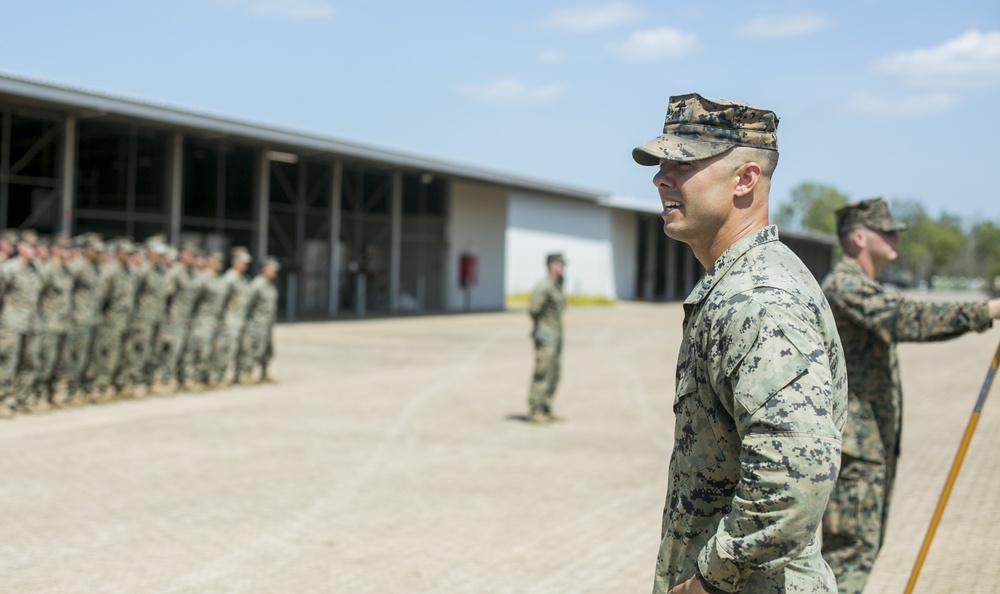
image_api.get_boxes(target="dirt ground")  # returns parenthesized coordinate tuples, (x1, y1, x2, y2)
(1, 298, 997, 593)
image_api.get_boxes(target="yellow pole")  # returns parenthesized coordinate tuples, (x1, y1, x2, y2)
(903, 337, 1000, 594)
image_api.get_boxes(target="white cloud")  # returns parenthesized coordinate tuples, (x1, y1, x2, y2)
(545, 2, 640, 32)
(221, 0, 335, 20)
(843, 91, 960, 117)
(539, 50, 565, 64)
(740, 13, 832, 38)
(457, 79, 564, 106)
(872, 30, 1000, 89)
(607, 28, 697, 62)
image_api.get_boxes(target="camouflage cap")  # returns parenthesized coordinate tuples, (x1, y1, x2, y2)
(18, 229, 39, 246)
(632, 93, 779, 165)
(51, 232, 72, 248)
(0, 228, 18, 244)
(546, 252, 566, 265)
(79, 232, 105, 251)
(231, 246, 252, 264)
(263, 256, 281, 271)
(835, 197, 908, 235)
(108, 237, 129, 252)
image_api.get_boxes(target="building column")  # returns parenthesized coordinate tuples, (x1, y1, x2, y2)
(328, 160, 342, 317)
(665, 235, 677, 301)
(166, 133, 183, 246)
(59, 115, 77, 234)
(0, 110, 10, 229)
(253, 149, 270, 266)
(389, 169, 402, 313)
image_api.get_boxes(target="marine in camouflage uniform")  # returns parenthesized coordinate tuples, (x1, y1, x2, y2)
(65, 234, 105, 402)
(124, 241, 169, 394)
(212, 247, 252, 385)
(526, 252, 566, 423)
(157, 244, 198, 390)
(820, 198, 998, 594)
(0, 232, 43, 416)
(236, 257, 280, 383)
(34, 235, 74, 407)
(633, 94, 847, 593)
(89, 240, 136, 399)
(183, 250, 226, 388)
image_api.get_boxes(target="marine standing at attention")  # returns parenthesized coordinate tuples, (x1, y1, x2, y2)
(526, 252, 566, 424)
(632, 93, 847, 594)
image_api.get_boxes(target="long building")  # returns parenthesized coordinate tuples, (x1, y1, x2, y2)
(0, 72, 836, 320)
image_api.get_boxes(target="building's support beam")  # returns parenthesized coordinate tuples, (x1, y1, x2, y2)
(0, 110, 11, 229)
(253, 149, 269, 266)
(167, 133, 184, 247)
(328, 160, 342, 317)
(59, 115, 77, 234)
(389, 169, 402, 314)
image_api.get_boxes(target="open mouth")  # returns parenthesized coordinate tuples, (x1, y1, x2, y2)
(662, 201, 682, 215)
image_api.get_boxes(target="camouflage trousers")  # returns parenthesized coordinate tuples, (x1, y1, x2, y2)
(34, 331, 69, 398)
(184, 322, 218, 384)
(123, 323, 158, 387)
(822, 392, 898, 594)
(89, 323, 127, 392)
(156, 323, 188, 384)
(0, 332, 38, 407)
(64, 324, 97, 395)
(237, 323, 272, 379)
(213, 321, 244, 384)
(527, 338, 561, 415)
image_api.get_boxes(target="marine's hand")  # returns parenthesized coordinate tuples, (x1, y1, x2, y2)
(988, 298, 1000, 320)
(668, 576, 708, 594)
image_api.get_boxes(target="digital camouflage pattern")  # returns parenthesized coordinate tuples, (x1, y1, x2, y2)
(654, 226, 847, 594)
(632, 93, 779, 166)
(90, 258, 134, 393)
(820, 256, 991, 594)
(34, 257, 73, 398)
(834, 198, 907, 235)
(127, 258, 168, 387)
(213, 265, 251, 383)
(527, 274, 565, 417)
(64, 256, 103, 396)
(238, 272, 279, 379)
(0, 257, 41, 411)
(185, 267, 226, 385)
(0, 229, 284, 416)
(157, 259, 197, 385)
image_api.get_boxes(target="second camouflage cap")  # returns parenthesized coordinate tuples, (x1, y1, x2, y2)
(836, 197, 908, 235)
(633, 93, 779, 165)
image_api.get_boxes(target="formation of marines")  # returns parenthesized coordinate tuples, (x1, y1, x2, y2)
(0, 228, 282, 419)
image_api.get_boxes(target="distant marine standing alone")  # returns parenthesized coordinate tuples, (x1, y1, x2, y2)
(525, 252, 566, 424)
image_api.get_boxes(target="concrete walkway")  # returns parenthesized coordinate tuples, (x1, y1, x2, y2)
(1, 301, 997, 593)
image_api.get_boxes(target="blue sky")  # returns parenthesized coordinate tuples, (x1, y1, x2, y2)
(4, 0, 999, 224)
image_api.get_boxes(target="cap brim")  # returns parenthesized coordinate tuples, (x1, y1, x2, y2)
(632, 134, 737, 166)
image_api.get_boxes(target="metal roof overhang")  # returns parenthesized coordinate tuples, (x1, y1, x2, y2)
(0, 71, 606, 203)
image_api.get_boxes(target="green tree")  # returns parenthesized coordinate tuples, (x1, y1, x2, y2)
(971, 220, 1000, 278)
(890, 198, 967, 284)
(773, 182, 850, 235)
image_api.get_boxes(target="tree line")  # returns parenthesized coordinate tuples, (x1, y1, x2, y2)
(774, 182, 1000, 290)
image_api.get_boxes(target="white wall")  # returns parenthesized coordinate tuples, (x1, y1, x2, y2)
(506, 191, 618, 299)
(447, 180, 507, 310)
(609, 208, 638, 300)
